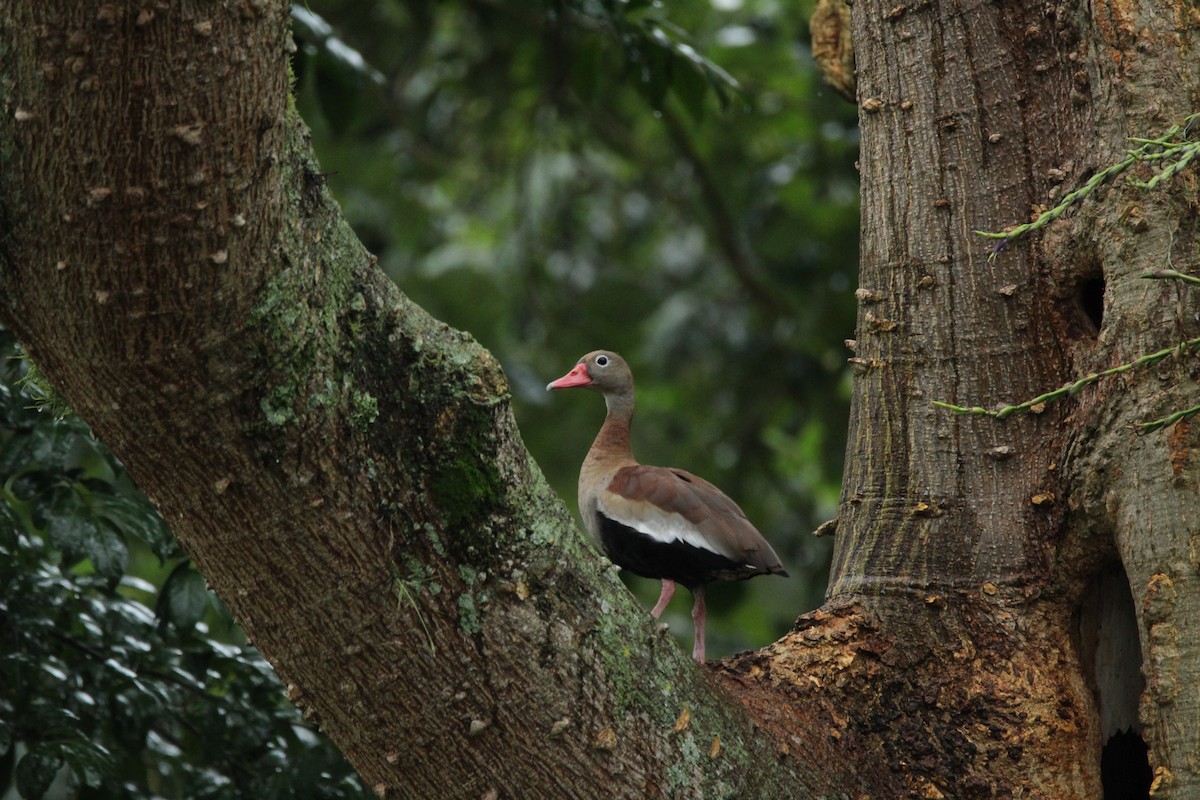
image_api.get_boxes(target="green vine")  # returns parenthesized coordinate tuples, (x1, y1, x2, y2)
(1143, 268, 1200, 287)
(932, 336, 1200, 426)
(1140, 402, 1200, 434)
(933, 266, 1200, 432)
(978, 112, 1200, 258)
(937, 114, 1200, 431)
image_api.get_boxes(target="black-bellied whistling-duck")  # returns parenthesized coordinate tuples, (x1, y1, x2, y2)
(546, 350, 788, 663)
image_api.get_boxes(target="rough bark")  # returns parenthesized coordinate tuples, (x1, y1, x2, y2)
(2, 0, 1197, 798)
(742, 0, 1199, 797)
(1063, 4, 1200, 794)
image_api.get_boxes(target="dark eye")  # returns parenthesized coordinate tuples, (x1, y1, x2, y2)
(595, 355, 609, 367)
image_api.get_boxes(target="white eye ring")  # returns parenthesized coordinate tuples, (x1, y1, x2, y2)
(595, 355, 610, 367)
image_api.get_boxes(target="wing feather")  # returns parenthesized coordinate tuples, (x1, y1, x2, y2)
(601, 465, 784, 573)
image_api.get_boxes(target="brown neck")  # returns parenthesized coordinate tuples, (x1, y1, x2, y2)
(586, 392, 636, 468)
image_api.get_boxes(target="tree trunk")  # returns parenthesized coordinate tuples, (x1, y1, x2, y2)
(1, 1, 1197, 798)
(767, 0, 1199, 796)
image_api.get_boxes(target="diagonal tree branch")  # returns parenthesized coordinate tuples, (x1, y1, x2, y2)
(0, 2, 880, 797)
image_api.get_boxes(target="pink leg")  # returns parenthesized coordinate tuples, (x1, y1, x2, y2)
(690, 585, 707, 663)
(650, 579, 676, 619)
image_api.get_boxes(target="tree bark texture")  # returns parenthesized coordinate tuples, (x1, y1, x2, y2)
(1062, 4, 1200, 794)
(2, 0, 1198, 798)
(733, 0, 1199, 797)
(0, 2, 874, 798)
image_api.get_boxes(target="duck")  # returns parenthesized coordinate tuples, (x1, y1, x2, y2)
(546, 350, 788, 662)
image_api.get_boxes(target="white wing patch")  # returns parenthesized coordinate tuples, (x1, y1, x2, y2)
(596, 493, 741, 561)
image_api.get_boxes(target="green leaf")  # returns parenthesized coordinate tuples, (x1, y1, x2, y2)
(60, 739, 114, 788)
(0, 501, 21, 550)
(44, 493, 100, 565)
(634, 34, 671, 109)
(63, 435, 117, 482)
(41, 487, 127, 578)
(0, 423, 74, 477)
(158, 562, 210, 630)
(85, 524, 129, 581)
(92, 492, 174, 560)
(670, 53, 709, 122)
(0, 717, 12, 754)
(15, 744, 64, 800)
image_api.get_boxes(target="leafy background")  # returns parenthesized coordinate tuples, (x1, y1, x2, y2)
(1, 0, 858, 796)
(0, 331, 369, 800)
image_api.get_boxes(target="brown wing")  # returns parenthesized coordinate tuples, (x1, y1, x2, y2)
(603, 465, 786, 575)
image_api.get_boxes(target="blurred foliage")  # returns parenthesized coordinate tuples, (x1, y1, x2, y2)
(0, 329, 368, 800)
(294, 0, 860, 655)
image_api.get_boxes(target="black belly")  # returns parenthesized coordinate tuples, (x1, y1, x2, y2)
(595, 512, 758, 589)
